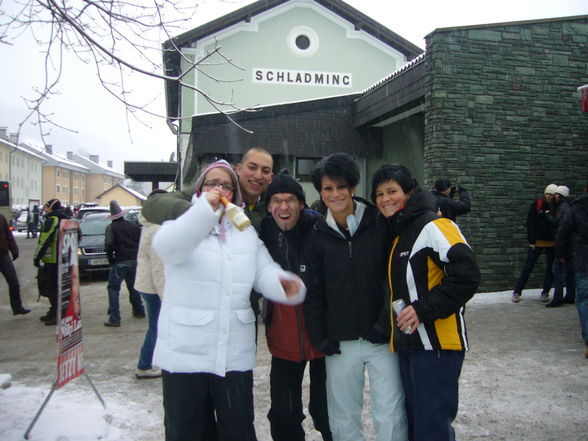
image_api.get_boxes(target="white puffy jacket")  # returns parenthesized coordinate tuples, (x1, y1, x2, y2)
(152, 194, 305, 376)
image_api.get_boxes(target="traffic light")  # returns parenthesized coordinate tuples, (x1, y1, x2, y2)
(0, 181, 9, 206)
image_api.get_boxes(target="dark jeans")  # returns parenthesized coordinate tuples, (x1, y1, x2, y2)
(513, 246, 555, 294)
(0, 253, 24, 313)
(552, 257, 575, 301)
(575, 272, 588, 345)
(268, 356, 332, 441)
(27, 223, 37, 238)
(399, 350, 464, 441)
(137, 292, 161, 370)
(107, 260, 144, 323)
(162, 370, 256, 441)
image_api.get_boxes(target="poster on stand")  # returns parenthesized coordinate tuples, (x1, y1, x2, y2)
(56, 220, 83, 390)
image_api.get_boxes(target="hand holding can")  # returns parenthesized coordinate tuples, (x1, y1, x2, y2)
(392, 299, 412, 334)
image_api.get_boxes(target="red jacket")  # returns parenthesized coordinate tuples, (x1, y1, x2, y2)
(266, 303, 323, 362)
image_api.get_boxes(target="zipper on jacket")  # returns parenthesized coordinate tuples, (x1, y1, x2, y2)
(280, 230, 305, 361)
(348, 240, 352, 258)
(295, 305, 306, 361)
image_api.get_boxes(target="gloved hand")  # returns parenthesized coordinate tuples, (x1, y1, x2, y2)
(12, 253, 19, 261)
(33, 258, 41, 268)
(365, 327, 390, 344)
(317, 339, 341, 356)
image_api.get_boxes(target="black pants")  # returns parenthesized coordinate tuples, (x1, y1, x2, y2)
(162, 370, 256, 441)
(38, 263, 58, 318)
(0, 253, 24, 313)
(268, 357, 332, 441)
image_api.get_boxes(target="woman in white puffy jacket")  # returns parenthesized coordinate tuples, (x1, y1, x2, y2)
(152, 160, 306, 441)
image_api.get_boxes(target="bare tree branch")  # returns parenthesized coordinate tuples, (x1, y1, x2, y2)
(0, 0, 255, 141)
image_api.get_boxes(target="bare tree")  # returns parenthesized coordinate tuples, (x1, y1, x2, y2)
(0, 0, 253, 144)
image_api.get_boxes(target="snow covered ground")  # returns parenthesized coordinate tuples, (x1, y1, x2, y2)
(1, 289, 586, 441)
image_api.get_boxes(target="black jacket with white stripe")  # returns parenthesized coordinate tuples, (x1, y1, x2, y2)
(387, 189, 480, 352)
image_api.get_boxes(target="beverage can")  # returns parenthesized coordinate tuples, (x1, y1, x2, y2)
(392, 299, 411, 334)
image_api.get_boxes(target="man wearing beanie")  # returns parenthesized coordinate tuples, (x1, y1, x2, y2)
(431, 178, 471, 222)
(104, 200, 144, 327)
(34, 199, 70, 325)
(546, 185, 575, 307)
(512, 184, 557, 303)
(260, 169, 332, 441)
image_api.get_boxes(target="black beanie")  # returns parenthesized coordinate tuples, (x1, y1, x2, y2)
(265, 169, 305, 204)
(434, 178, 452, 192)
(44, 198, 61, 212)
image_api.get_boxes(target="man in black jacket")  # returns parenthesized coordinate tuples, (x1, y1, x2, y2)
(260, 170, 331, 441)
(301, 153, 407, 441)
(431, 178, 471, 222)
(555, 182, 588, 358)
(0, 213, 30, 315)
(104, 200, 144, 327)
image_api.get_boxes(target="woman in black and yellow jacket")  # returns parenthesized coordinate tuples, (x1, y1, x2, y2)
(371, 164, 480, 441)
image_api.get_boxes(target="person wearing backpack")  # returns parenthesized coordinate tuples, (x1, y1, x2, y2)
(512, 184, 558, 303)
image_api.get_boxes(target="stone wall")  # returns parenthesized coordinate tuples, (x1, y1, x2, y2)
(424, 16, 588, 291)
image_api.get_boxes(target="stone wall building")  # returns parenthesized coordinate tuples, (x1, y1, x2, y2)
(174, 14, 588, 291)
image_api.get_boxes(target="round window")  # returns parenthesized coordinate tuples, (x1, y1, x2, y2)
(287, 26, 318, 58)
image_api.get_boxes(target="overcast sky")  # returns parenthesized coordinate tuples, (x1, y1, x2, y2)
(0, 0, 586, 172)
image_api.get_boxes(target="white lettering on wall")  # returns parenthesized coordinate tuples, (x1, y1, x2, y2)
(253, 68, 352, 88)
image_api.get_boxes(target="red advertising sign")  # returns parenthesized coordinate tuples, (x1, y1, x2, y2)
(56, 220, 84, 389)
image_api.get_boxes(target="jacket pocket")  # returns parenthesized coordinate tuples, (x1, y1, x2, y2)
(169, 308, 214, 355)
(235, 308, 256, 324)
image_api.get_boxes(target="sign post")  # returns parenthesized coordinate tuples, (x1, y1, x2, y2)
(25, 220, 106, 439)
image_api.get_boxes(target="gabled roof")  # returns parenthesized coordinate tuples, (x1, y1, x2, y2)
(95, 183, 147, 201)
(19, 142, 89, 173)
(162, 0, 423, 119)
(0, 138, 46, 162)
(72, 153, 125, 179)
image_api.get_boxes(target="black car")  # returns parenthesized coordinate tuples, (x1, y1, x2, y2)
(77, 213, 112, 275)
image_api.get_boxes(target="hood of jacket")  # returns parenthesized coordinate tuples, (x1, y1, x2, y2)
(388, 188, 438, 235)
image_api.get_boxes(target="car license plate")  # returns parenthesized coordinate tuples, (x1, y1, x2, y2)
(89, 258, 109, 266)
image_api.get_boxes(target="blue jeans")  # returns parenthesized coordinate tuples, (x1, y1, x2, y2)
(552, 258, 576, 301)
(107, 260, 144, 323)
(513, 246, 555, 294)
(398, 350, 464, 441)
(137, 292, 161, 370)
(575, 272, 588, 345)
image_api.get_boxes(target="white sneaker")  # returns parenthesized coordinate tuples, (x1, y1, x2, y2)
(135, 368, 162, 379)
(511, 293, 521, 303)
(540, 292, 550, 302)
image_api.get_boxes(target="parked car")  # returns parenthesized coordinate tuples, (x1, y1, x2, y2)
(15, 210, 28, 232)
(77, 211, 141, 275)
(77, 213, 111, 275)
(76, 206, 110, 220)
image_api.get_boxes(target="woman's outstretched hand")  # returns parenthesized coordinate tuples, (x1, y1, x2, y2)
(280, 278, 302, 298)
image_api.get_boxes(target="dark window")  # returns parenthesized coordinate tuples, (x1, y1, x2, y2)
(296, 157, 320, 182)
(295, 35, 310, 50)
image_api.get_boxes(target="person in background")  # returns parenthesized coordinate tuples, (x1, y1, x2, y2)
(260, 170, 332, 441)
(546, 185, 575, 307)
(34, 199, 70, 325)
(512, 184, 557, 303)
(302, 153, 407, 441)
(431, 178, 471, 222)
(0, 212, 30, 315)
(104, 200, 144, 327)
(26, 207, 38, 239)
(134, 191, 167, 379)
(235, 147, 275, 230)
(152, 160, 305, 441)
(372, 164, 480, 441)
(556, 181, 588, 358)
